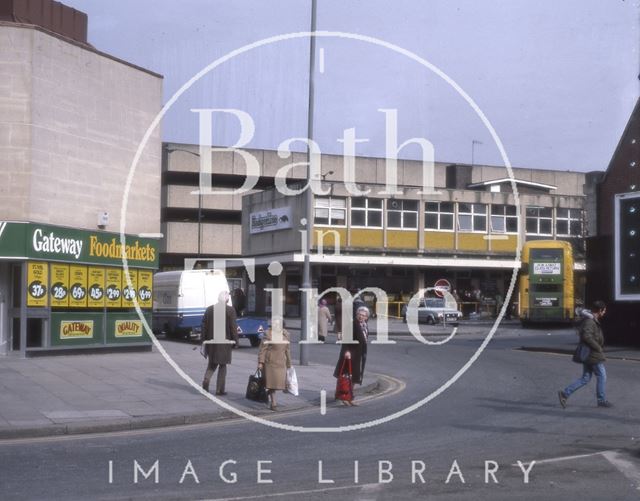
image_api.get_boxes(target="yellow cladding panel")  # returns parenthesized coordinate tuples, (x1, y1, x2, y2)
(458, 233, 488, 251)
(424, 231, 454, 250)
(491, 234, 518, 252)
(351, 228, 384, 248)
(387, 230, 418, 249)
(313, 227, 347, 249)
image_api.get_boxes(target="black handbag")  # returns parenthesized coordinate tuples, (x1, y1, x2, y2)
(245, 369, 269, 402)
(572, 343, 591, 364)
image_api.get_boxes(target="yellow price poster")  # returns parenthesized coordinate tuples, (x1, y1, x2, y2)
(68, 265, 88, 308)
(121, 269, 138, 307)
(105, 268, 122, 308)
(87, 267, 105, 308)
(27, 262, 48, 307)
(137, 270, 153, 309)
(50, 264, 69, 307)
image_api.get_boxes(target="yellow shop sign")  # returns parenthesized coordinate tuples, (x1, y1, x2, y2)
(60, 320, 94, 339)
(115, 320, 143, 338)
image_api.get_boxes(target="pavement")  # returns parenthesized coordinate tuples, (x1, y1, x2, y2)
(2, 316, 638, 441)
(0, 333, 388, 440)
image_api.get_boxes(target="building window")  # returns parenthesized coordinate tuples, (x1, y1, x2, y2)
(525, 207, 552, 235)
(457, 203, 487, 232)
(556, 208, 582, 236)
(314, 197, 346, 226)
(387, 199, 418, 229)
(425, 202, 454, 231)
(351, 198, 383, 228)
(490, 204, 518, 233)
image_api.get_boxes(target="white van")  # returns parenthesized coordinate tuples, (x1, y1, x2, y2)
(152, 269, 230, 338)
(152, 269, 267, 346)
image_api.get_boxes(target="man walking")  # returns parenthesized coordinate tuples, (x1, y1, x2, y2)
(202, 291, 239, 396)
(558, 300, 612, 408)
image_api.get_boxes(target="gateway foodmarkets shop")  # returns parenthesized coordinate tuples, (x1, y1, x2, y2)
(0, 222, 159, 356)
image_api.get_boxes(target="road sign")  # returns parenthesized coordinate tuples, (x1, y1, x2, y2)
(434, 278, 451, 298)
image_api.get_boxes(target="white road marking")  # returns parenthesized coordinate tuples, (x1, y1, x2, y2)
(512, 450, 613, 466)
(198, 482, 382, 500)
(602, 451, 640, 490)
(355, 482, 383, 500)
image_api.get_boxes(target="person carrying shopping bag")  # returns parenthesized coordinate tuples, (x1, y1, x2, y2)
(257, 318, 292, 411)
(333, 306, 369, 406)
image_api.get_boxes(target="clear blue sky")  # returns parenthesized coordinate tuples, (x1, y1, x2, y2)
(67, 0, 639, 172)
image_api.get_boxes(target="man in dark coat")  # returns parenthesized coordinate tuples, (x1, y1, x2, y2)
(202, 291, 239, 395)
(334, 306, 369, 404)
(558, 300, 612, 408)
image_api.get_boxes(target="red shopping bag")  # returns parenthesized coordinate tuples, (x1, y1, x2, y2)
(335, 356, 353, 402)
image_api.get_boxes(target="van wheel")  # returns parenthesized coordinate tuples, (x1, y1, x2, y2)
(426, 316, 435, 325)
(249, 337, 261, 348)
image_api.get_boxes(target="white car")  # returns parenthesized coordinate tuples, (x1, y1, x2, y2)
(403, 297, 462, 325)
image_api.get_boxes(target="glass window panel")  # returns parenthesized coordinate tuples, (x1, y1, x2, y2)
(506, 217, 518, 233)
(570, 209, 581, 219)
(491, 216, 505, 232)
(404, 200, 418, 211)
(315, 198, 329, 208)
(369, 212, 382, 227)
(441, 214, 454, 230)
(404, 213, 418, 228)
(556, 220, 568, 235)
(473, 204, 486, 214)
(351, 211, 366, 226)
(389, 200, 402, 211)
(333, 209, 346, 222)
(570, 221, 582, 235)
(491, 205, 504, 215)
(369, 198, 383, 209)
(474, 215, 487, 232)
(556, 208, 568, 218)
(441, 202, 454, 213)
(425, 214, 438, 229)
(388, 212, 402, 228)
(458, 214, 472, 231)
(351, 198, 366, 208)
(526, 218, 537, 234)
(332, 198, 346, 208)
(315, 208, 329, 218)
(526, 208, 537, 217)
(506, 205, 517, 216)
(459, 203, 471, 214)
(425, 202, 439, 212)
(540, 207, 552, 217)
(540, 219, 552, 234)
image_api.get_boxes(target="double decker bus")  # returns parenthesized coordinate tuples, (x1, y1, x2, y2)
(519, 240, 575, 325)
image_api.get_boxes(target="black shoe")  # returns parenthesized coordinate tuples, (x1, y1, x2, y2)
(558, 390, 567, 409)
(202, 382, 210, 393)
(215, 391, 227, 396)
(597, 400, 613, 408)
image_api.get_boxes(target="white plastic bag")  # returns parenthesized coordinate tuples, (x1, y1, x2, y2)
(285, 367, 299, 396)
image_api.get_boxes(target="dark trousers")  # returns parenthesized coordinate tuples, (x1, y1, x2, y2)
(203, 361, 227, 393)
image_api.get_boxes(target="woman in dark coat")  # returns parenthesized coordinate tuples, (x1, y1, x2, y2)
(334, 306, 369, 405)
(202, 291, 239, 395)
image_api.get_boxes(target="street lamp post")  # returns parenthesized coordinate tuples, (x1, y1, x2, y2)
(300, 0, 318, 366)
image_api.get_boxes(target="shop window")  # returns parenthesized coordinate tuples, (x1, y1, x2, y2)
(387, 200, 418, 229)
(457, 203, 487, 232)
(525, 207, 553, 235)
(425, 201, 454, 231)
(314, 197, 346, 226)
(490, 204, 518, 233)
(351, 198, 383, 228)
(556, 208, 583, 237)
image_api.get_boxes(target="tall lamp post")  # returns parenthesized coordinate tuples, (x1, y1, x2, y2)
(165, 147, 203, 259)
(300, 0, 318, 366)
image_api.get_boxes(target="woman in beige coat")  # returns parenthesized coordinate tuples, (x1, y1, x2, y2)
(257, 319, 292, 410)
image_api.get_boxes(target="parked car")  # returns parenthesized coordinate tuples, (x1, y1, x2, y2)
(402, 297, 462, 325)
